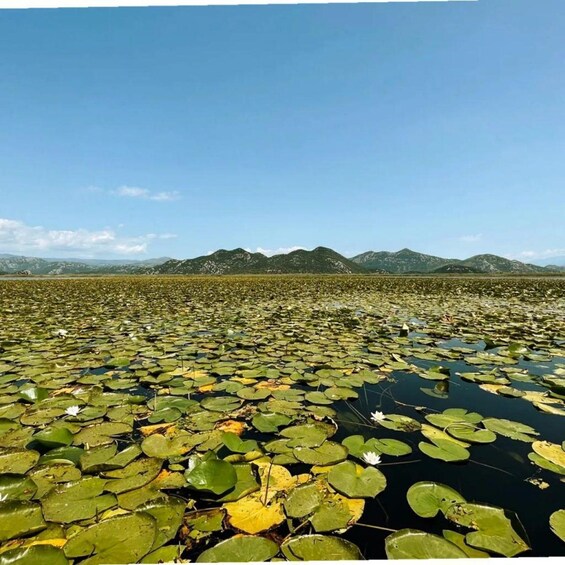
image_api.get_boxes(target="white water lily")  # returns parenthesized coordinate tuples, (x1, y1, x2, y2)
(362, 451, 382, 466)
(54, 329, 68, 337)
(65, 405, 81, 416)
(371, 410, 386, 423)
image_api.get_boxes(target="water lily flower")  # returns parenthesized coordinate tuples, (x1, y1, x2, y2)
(54, 329, 68, 337)
(371, 410, 386, 423)
(363, 452, 382, 466)
(65, 406, 81, 416)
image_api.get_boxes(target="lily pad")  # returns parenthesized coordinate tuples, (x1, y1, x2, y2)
(445, 502, 530, 557)
(549, 509, 565, 543)
(281, 534, 363, 560)
(42, 477, 116, 523)
(418, 440, 470, 462)
(185, 458, 237, 495)
(0, 500, 47, 541)
(385, 529, 467, 558)
(293, 441, 348, 466)
(196, 534, 279, 562)
(284, 482, 323, 518)
(482, 418, 539, 442)
(0, 448, 39, 474)
(406, 481, 466, 518)
(327, 461, 387, 498)
(63, 511, 157, 564)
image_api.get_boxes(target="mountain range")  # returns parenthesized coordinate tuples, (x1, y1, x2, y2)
(0, 249, 562, 276)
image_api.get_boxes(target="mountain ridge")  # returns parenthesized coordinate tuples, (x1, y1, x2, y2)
(0, 248, 561, 275)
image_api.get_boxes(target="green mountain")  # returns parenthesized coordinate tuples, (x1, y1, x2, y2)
(459, 254, 547, 274)
(152, 247, 365, 275)
(351, 248, 550, 274)
(0, 254, 170, 275)
(351, 248, 455, 273)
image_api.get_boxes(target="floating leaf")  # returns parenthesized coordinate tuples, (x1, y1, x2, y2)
(531, 440, 565, 468)
(445, 503, 530, 557)
(0, 448, 39, 474)
(327, 461, 386, 498)
(406, 481, 466, 518)
(385, 529, 468, 558)
(196, 534, 279, 562)
(482, 418, 539, 442)
(550, 509, 565, 543)
(281, 534, 362, 560)
(418, 440, 470, 462)
(0, 501, 47, 542)
(42, 477, 116, 523)
(63, 512, 156, 564)
(293, 442, 348, 466)
(284, 482, 323, 518)
(185, 459, 237, 495)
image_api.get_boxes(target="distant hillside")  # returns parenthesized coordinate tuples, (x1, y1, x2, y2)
(351, 248, 455, 273)
(459, 254, 546, 274)
(351, 248, 551, 274)
(152, 247, 365, 275)
(0, 254, 170, 275)
(433, 264, 484, 274)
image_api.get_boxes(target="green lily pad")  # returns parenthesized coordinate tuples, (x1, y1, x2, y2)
(222, 432, 259, 454)
(446, 424, 496, 444)
(141, 430, 196, 459)
(328, 461, 387, 498)
(196, 535, 279, 562)
(31, 426, 74, 449)
(42, 477, 116, 523)
(445, 503, 530, 557)
(63, 511, 157, 565)
(482, 418, 539, 442)
(293, 441, 348, 466)
(310, 497, 360, 532)
(281, 534, 362, 560)
(252, 412, 292, 433)
(185, 459, 237, 495)
(280, 423, 329, 448)
(528, 452, 565, 475)
(138, 497, 186, 550)
(284, 482, 323, 518)
(0, 500, 47, 541)
(0, 474, 38, 501)
(442, 529, 490, 558)
(418, 440, 470, 462)
(201, 396, 242, 412)
(385, 529, 467, 558)
(377, 414, 421, 432)
(549, 509, 565, 543)
(324, 387, 358, 400)
(73, 422, 132, 447)
(218, 463, 260, 502)
(406, 481, 467, 518)
(0, 448, 39, 474)
(39, 446, 85, 466)
(104, 457, 163, 494)
(0, 545, 69, 565)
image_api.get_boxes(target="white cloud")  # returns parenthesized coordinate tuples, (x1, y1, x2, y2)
(506, 248, 565, 261)
(0, 218, 175, 257)
(458, 234, 482, 243)
(245, 246, 308, 257)
(114, 186, 180, 202)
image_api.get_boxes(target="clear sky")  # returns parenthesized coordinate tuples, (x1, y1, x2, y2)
(1, 0, 564, 262)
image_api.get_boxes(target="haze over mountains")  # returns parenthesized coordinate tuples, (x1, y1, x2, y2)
(1, 248, 563, 276)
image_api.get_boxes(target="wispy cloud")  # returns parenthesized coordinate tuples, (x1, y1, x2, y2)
(245, 246, 308, 257)
(114, 186, 181, 202)
(506, 248, 565, 261)
(458, 234, 482, 243)
(0, 218, 175, 257)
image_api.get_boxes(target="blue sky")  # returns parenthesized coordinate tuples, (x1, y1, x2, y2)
(1, 1, 564, 262)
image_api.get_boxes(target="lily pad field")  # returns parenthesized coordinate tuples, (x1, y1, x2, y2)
(0, 274, 564, 563)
